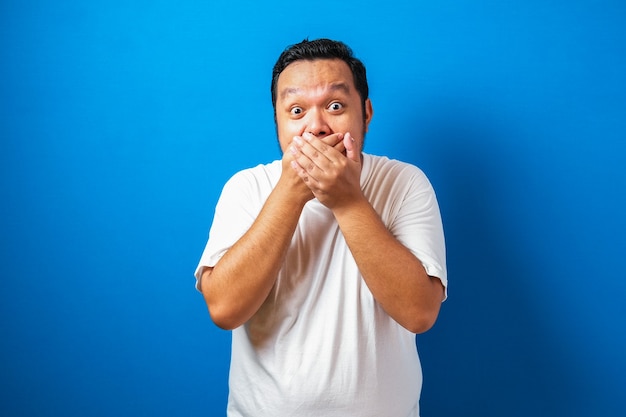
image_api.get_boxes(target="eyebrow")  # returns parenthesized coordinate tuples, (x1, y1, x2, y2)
(279, 82, 351, 100)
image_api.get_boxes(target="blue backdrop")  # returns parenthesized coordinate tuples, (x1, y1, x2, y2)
(2, 1, 625, 416)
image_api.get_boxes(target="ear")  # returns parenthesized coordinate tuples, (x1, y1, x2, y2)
(364, 98, 374, 132)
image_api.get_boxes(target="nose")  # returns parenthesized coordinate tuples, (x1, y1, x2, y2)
(306, 108, 330, 137)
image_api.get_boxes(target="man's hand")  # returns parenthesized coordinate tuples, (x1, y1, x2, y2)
(289, 131, 363, 209)
(279, 139, 315, 206)
(280, 132, 348, 206)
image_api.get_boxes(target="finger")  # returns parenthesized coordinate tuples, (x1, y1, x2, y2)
(291, 138, 324, 182)
(305, 132, 344, 147)
(308, 132, 346, 155)
(333, 136, 347, 155)
(290, 157, 321, 190)
(302, 133, 348, 164)
(297, 135, 333, 166)
(344, 132, 361, 162)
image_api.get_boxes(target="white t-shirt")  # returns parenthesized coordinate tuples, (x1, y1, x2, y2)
(195, 153, 447, 417)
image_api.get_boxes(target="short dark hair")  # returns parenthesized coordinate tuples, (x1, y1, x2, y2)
(271, 38, 369, 115)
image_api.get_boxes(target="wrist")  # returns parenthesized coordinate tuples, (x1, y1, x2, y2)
(331, 193, 371, 220)
(275, 174, 312, 208)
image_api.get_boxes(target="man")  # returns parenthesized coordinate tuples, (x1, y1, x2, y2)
(195, 38, 447, 416)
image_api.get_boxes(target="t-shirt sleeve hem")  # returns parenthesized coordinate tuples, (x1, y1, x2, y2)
(422, 263, 448, 302)
(193, 252, 224, 292)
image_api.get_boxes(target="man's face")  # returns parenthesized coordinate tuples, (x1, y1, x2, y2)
(275, 59, 373, 153)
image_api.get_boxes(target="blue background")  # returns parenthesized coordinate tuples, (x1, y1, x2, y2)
(2, 1, 625, 416)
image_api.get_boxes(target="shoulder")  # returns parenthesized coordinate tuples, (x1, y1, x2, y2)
(362, 153, 430, 188)
(223, 160, 282, 191)
(213, 160, 282, 220)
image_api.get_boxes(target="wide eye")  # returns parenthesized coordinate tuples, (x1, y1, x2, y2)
(329, 102, 343, 111)
(290, 107, 303, 116)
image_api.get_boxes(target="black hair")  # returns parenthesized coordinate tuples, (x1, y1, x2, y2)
(270, 38, 369, 116)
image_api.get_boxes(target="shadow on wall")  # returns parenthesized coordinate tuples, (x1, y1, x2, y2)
(408, 105, 584, 417)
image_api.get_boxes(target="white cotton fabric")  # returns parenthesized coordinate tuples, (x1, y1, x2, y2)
(195, 153, 447, 417)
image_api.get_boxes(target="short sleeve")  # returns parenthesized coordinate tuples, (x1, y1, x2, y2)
(194, 171, 265, 290)
(193, 161, 280, 291)
(390, 168, 448, 300)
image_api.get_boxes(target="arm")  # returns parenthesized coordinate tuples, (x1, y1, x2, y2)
(201, 156, 309, 330)
(290, 133, 444, 333)
(201, 134, 347, 330)
(333, 198, 445, 333)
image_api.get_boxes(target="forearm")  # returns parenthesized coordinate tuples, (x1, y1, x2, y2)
(202, 181, 306, 329)
(334, 198, 444, 333)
